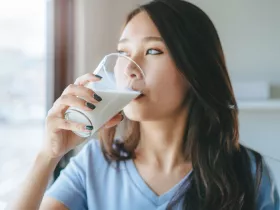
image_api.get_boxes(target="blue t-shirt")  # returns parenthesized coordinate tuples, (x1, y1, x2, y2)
(45, 139, 279, 210)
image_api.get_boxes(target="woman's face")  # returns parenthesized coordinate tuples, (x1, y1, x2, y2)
(119, 11, 188, 121)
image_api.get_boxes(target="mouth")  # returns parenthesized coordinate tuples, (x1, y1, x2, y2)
(134, 93, 145, 100)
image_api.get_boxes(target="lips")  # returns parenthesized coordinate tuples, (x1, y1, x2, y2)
(135, 93, 144, 100)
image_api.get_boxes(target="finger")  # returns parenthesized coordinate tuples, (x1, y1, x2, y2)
(105, 113, 124, 128)
(49, 117, 93, 132)
(49, 95, 94, 118)
(57, 95, 97, 111)
(47, 97, 69, 118)
(62, 84, 102, 104)
(74, 73, 102, 86)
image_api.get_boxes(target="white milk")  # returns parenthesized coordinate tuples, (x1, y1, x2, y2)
(65, 89, 140, 137)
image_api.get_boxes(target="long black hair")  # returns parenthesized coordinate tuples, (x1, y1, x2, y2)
(99, 0, 263, 209)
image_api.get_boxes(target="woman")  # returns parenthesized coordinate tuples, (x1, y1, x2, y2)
(8, 0, 279, 209)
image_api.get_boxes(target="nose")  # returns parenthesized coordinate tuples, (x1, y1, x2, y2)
(124, 60, 144, 80)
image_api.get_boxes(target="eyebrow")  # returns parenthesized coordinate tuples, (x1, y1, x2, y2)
(118, 36, 164, 44)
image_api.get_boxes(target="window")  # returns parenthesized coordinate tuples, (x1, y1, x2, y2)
(0, 0, 46, 208)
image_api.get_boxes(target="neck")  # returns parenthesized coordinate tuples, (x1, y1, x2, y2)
(136, 109, 189, 173)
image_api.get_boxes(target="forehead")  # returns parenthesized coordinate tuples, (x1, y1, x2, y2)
(120, 11, 161, 40)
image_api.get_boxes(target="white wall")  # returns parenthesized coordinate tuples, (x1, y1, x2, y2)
(74, 0, 138, 78)
(191, 1, 280, 85)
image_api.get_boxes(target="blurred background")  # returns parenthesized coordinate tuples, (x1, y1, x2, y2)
(0, 0, 279, 208)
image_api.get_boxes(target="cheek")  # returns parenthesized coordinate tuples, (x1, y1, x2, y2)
(148, 70, 186, 106)
(124, 73, 187, 121)
(153, 82, 185, 105)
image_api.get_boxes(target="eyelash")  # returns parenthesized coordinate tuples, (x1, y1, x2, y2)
(117, 49, 163, 56)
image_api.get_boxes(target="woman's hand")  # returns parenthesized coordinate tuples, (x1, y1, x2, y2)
(41, 73, 123, 159)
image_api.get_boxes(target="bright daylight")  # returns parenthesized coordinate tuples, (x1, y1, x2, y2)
(0, 0, 46, 209)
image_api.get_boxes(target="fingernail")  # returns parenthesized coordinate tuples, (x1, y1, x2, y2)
(85, 102, 96, 110)
(94, 74, 102, 79)
(93, 93, 102, 102)
(85, 125, 93, 130)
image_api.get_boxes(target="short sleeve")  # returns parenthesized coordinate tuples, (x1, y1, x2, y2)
(256, 159, 279, 210)
(44, 142, 91, 210)
(248, 151, 280, 210)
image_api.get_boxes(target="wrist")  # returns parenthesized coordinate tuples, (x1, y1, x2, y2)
(36, 150, 62, 168)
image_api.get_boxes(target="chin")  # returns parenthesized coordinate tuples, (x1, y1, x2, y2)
(123, 102, 150, 121)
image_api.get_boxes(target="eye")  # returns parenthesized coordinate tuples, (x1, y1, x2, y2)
(117, 50, 129, 56)
(146, 49, 163, 55)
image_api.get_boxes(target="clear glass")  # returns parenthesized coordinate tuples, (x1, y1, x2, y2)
(65, 53, 145, 137)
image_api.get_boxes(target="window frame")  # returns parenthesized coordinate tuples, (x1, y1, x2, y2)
(46, 0, 75, 181)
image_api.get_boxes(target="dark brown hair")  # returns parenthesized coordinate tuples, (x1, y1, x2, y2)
(98, 0, 263, 209)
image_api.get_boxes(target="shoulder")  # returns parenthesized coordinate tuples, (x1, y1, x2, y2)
(75, 139, 108, 169)
(245, 147, 279, 209)
(74, 138, 127, 173)
(44, 139, 106, 209)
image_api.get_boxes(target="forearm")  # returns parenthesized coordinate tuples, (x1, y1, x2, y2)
(7, 152, 61, 210)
